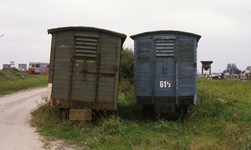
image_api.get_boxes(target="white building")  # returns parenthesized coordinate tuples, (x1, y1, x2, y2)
(245, 66, 251, 74)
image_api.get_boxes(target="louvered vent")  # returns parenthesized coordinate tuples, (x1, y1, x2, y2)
(74, 33, 99, 58)
(155, 36, 176, 57)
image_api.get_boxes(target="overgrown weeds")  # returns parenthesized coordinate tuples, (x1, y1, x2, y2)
(30, 79, 251, 149)
(120, 47, 134, 84)
(119, 78, 134, 102)
(30, 98, 62, 128)
(0, 69, 48, 95)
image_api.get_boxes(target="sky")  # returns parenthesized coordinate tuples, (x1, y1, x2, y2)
(0, 0, 251, 73)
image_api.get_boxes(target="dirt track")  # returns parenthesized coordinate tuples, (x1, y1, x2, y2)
(0, 87, 47, 150)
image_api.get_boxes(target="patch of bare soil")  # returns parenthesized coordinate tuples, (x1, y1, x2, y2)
(0, 87, 82, 150)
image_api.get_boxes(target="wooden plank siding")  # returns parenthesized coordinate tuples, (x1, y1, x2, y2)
(51, 30, 74, 100)
(177, 38, 196, 97)
(48, 26, 126, 111)
(131, 30, 201, 108)
(48, 33, 56, 83)
(134, 38, 153, 97)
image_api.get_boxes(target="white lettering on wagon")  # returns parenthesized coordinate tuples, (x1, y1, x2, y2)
(160, 81, 171, 88)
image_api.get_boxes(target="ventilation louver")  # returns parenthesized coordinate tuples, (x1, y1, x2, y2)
(155, 36, 176, 57)
(74, 33, 99, 58)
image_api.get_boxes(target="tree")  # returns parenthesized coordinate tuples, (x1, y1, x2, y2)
(223, 63, 241, 75)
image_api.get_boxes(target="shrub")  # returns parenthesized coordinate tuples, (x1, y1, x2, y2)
(120, 47, 134, 83)
(119, 78, 134, 102)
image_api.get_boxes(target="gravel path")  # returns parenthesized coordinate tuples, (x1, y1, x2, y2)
(0, 87, 47, 150)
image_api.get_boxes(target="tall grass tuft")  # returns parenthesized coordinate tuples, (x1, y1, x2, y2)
(30, 100, 62, 128)
(119, 78, 134, 102)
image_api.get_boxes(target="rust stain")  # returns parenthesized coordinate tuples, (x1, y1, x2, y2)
(56, 99, 60, 105)
(96, 101, 115, 111)
(60, 45, 67, 48)
(52, 99, 116, 111)
(52, 99, 69, 108)
(71, 100, 92, 109)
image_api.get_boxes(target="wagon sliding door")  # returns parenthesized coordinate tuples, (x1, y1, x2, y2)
(70, 31, 120, 111)
(154, 36, 176, 112)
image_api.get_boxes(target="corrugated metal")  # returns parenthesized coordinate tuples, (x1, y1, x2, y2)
(131, 30, 201, 114)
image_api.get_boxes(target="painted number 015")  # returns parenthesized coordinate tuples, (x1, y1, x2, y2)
(160, 81, 171, 88)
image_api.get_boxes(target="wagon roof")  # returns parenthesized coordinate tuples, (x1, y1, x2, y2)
(130, 30, 201, 41)
(48, 26, 127, 43)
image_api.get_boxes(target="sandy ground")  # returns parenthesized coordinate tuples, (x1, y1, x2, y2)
(0, 87, 47, 150)
(0, 87, 83, 150)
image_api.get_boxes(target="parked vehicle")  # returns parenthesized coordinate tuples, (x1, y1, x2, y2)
(28, 62, 49, 74)
(46, 26, 126, 120)
(131, 30, 201, 118)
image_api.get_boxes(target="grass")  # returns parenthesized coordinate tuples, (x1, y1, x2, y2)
(0, 68, 48, 95)
(30, 79, 251, 150)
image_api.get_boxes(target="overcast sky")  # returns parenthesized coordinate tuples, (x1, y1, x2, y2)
(0, 0, 251, 73)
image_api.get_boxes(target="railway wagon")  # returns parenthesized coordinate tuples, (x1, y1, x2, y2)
(47, 26, 126, 120)
(131, 30, 201, 118)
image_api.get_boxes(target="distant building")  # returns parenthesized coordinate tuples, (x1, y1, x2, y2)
(245, 66, 251, 75)
(3, 64, 11, 69)
(18, 64, 27, 71)
(10, 61, 15, 68)
(201, 61, 213, 75)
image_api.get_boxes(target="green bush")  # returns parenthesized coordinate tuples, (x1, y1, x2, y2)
(119, 78, 134, 102)
(120, 47, 134, 83)
(10, 67, 19, 72)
